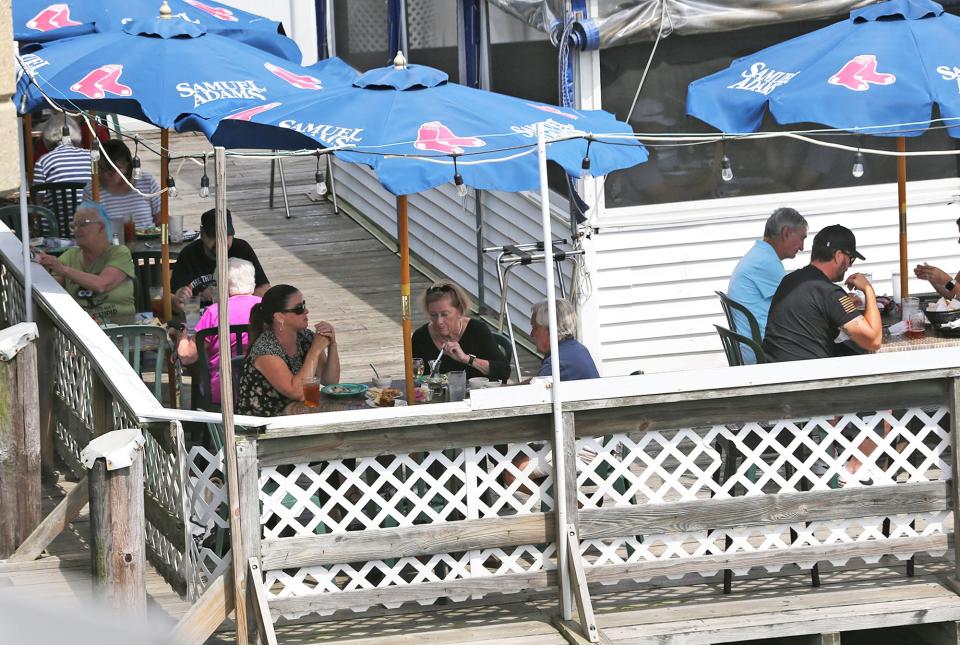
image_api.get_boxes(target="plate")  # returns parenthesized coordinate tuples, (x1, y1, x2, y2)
(137, 227, 162, 239)
(321, 383, 368, 398)
(366, 397, 407, 408)
(182, 229, 199, 242)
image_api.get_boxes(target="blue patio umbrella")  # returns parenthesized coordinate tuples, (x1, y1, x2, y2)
(686, 0, 960, 296)
(180, 54, 647, 399)
(14, 12, 358, 318)
(13, 0, 300, 61)
(177, 59, 646, 196)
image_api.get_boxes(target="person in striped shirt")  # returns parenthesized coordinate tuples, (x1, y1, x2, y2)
(83, 139, 160, 230)
(32, 116, 92, 201)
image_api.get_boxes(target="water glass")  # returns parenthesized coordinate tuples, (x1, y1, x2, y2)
(184, 297, 202, 331)
(169, 214, 184, 243)
(901, 296, 919, 322)
(447, 370, 466, 402)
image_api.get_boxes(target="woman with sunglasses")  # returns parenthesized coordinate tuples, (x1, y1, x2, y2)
(34, 201, 135, 322)
(83, 139, 161, 229)
(236, 284, 340, 416)
(411, 282, 509, 383)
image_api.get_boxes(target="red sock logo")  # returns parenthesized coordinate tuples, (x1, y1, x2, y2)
(226, 102, 281, 121)
(183, 0, 238, 22)
(414, 122, 485, 155)
(264, 63, 323, 90)
(70, 65, 132, 99)
(829, 55, 896, 91)
(27, 4, 82, 32)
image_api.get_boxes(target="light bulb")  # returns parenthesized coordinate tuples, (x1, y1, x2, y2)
(90, 147, 100, 163)
(315, 170, 327, 196)
(132, 156, 142, 180)
(61, 125, 71, 146)
(851, 151, 865, 179)
(199, 175, 210, 198)
(167, 175, 178, 199)
(454, 172, 468, 197)
(720, 155, 734, 182)
(581, 155, 592, 180)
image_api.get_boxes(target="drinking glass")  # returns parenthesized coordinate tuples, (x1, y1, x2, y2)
(909, 310, 926, 339)
(169, 214, 184, 243)
(447, 370, 466, 402)
(302, 376, 321, 407)
(901, 296, 919, 322)
(412, 358, 425, 378)
(149, 286, 163, 319)
(184, 297, 202, 331)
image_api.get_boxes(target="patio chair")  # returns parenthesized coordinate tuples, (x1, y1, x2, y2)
(0, 204, 60, 239)
(192, 325, 250, 412)
(131, 250, 175, 313)
(491, 330, 516, 382)
(29, 181, 84, 236)
(103, 325, 172, 402)
(714, 324, 768, 366)
(715, 290, 764, 349)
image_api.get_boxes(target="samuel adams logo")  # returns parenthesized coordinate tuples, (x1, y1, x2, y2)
(177, 80, 267, 107)
(728, 62, 798, 95)
(264, 63, 323, 90)
(182, 0, 238, 22)
(26, 4, 82, 32)
(71, 65, 132, 99)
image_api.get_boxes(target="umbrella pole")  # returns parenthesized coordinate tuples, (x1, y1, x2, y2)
(89, 113, 99, 202)
(215, 146, 250, 645)
(17, 116, 33, 323)
(24, 115, 34, 186)
(160, 129, 172, 320)
(537, 124, 571, 620)
(398, 195, 415, 403)
(897, 137, 908, 299)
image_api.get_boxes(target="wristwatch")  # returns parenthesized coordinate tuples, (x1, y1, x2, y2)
(467, 354, 476, 366)
(946, 280, 956, 293)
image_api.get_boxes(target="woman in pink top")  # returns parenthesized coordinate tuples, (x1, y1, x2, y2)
(177, 258, 261, 405)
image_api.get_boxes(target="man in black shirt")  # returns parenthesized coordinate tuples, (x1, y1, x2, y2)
(171, 209, 270, 310)
(763, 224, 881, 362)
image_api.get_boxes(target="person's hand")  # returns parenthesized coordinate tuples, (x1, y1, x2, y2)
(845, 272, 874, 292)
(174, 285, 193, 304)
(443, 341, 470, 364)
(314, 321, 336, 345)
(35, 251, 62, 274)
(914, 263, 951, 285)
(310, 327, 331, 351)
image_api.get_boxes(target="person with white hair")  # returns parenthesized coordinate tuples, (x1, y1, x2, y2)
(32, 115, 92, 187)
(34, 201, 135, 321)
(529, 298, 599, 380)
(177, 257, 261, 406)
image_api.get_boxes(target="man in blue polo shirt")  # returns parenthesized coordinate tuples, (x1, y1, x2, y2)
(727, 207, 808, 363)
(530, 298, 599, 380)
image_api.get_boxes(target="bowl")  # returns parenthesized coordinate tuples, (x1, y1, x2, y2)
(923, 308, 960, 329)
(468, 377, 489, 389)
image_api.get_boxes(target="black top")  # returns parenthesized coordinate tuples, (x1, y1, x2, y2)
(412, 318, 510, 383)
(236, 329, 313, 417)
(763, 264, 862, 362)
(170, 238, 269, 304)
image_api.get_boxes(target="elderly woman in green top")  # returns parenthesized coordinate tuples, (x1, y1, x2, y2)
(35, 201, 135, 322)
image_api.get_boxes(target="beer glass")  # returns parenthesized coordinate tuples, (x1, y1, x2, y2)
(302, 376, 321, 407)
(447, 370, 466, 402)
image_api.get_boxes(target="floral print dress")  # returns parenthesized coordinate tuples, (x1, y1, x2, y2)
(237, 329, 314, 416)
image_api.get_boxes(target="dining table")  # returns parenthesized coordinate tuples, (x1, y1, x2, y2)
(284, 379, 450, 415)
(877, 294, 960, 353)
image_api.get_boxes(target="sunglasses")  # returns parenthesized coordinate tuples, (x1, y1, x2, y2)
(282, 301, 307, 315)
(426, 283, 455, 294)
(840, 250, 856, 265)
(69, 218, 100, 232)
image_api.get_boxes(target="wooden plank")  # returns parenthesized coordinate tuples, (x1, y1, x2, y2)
(247, 558, 278, 645)
(950, 377, 960, 588)
(0, 346, 21, 557)
(143, 489, 186, 553)
(584, 533, 948, 587)
(269, 570, 558, 617)
(565, 525, 599, 644)
(898, 620, 960, 645)
(260, 513, 552, 569)
(578, 481, 948, 539)
(170, 567, 235, 645)
(235, 436, 261, 644)
(15, 340, 41, 550)
(257, 414, 551, 466)
(10, 475, 89, 562)
(573, 378, 948, 437)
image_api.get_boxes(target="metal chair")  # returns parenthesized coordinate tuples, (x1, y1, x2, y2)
(714, 324, 768, 366)
(103, 325, 172, 401)
(192, 325, 250, 412)
(29, 181, 85, 237)
(0, 204, 60, 239)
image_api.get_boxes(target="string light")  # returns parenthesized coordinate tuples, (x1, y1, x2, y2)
(315, 152, 327, 196)
(89, 145, 99, 175)
(199, 154, 210, 198)
(851, 141, 865, 178)
(452, 155, 468, 197)
(720, 138, 734, 182)
(60, 115, 70, 146)
(166, 173, 177, 199)
(132, 136, 142, 180)
(581, 137, 593, 179)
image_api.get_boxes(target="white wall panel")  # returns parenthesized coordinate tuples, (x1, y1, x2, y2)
(591, 178, 960, 376)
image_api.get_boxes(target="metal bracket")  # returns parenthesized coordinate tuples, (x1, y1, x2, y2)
(565, 523, 601, 643)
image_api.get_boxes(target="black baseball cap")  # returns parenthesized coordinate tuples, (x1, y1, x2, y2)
(200, 208, 235, 237)
(813, 224, 865, 261)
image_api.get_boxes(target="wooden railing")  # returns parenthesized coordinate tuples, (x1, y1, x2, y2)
(3, 225, 959, 639)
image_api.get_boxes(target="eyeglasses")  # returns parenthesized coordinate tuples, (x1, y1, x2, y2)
(69, 218, 100, 232)
(282, 301, 307, 315)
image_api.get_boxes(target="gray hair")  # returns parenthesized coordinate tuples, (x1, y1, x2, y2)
(531, 298, 578, 339)
(227, 258, 256, 296)
(74, 200, 111, 238)
(41, 115, 81, 149)
(763, 207, 807, 239)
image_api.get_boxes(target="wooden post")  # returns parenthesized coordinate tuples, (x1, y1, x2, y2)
(897, 136, 908, 299)
(949, 378, 960, 589)
(0, 323, 41, 558)
(397, 195, 415, 404)
(84, 429, 146, 617)
(33, 311, 57, 480)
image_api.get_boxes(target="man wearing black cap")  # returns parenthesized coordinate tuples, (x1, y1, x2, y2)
(171, 208, 270, 309)
(763, 224, 882, 362)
